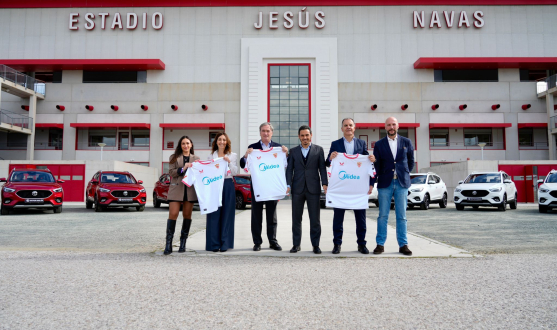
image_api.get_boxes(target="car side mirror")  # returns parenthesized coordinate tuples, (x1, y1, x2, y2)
(503, 179, 512, 184)
(0, 178, 6, 182)
(91, 180, 98, 184)
(138, 180, 143, 184)
(537, 179, 543, 183)
(458, 180, 464, 184)
(428, 180, 436, 184)
(57, 179, 65, 183)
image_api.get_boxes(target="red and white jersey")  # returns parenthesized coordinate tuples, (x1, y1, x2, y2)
(326, 154, 376, 210)
(183, 158, 230, 215)
(244, 147, 288, 202)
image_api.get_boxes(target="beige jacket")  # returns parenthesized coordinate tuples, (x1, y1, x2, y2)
(167, 154, 199, 202)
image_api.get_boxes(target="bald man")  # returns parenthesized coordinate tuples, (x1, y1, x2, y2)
(370, 117, 414, 256)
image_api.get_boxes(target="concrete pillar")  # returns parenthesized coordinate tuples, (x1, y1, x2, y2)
(547, 93, 555, 160)
(26, 95, 37, 160)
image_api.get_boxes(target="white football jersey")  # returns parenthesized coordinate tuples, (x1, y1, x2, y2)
(183, 158, 230, 215)
(244, 147, 288, 202)
(326, 154, 376, 210)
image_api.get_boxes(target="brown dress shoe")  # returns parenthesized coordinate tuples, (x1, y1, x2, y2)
(373, 245, 384, 254)
(399, 245, 412, 256)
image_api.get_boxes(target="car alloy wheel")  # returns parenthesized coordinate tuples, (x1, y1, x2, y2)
(153, 193, 161, 208)
(235, 192, 246, 210)
(498, 195, 507, 211)
(439, 193, 447, 208)
(420, 194, 429, 210)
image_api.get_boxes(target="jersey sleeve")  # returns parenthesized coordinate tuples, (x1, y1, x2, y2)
(243, 154, 250, 173)
(368, 161, 376, 178)
(182, 168, 196, 187)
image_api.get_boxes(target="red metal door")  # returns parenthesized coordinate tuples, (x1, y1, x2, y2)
(524, 165, 535, 203)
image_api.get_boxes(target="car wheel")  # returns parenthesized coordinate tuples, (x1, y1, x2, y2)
(86, 199, 93, 209)
(509, 193, 518, 210)
(408, 204, 414, 209)
(420, 194, 430, 210)
(235, 192, 246, 210)
(498, 195, 507, 211)
(456, 204, 464, 210)
(439, 193, 448, 208)
(136, 205, 146, 212)
(539, 205, 548, 213)
(153, 193, 161, 208)
(1, 206, 10, 215)
(53, 206, 62, 213)
(94, 196, 104, 212)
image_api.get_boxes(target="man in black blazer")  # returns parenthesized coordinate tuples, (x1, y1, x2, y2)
(286, 125, 328, 254)
(240, 122, 288, 252)
(325, 118, 375, 255)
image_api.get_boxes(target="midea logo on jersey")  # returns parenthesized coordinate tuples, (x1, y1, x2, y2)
(338, 171, 360, 180)
(259, 163, 280, 171)
(202, 175, 223, 185)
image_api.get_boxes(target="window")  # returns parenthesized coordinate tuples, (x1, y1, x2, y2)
(100, 173, 136, 183)
(518, 128, 533, 147)
(269, 64, 310, 149)
(6, 133, 27, 149)
(48, 128, 63, 150)
(429, 129, 449, 147)
(434, 69, 498, 82)
(410, 175, 427, 184)
(35, 72, 62, 83)
(209, 132, 219, 148)
(83, 71, 146, 83)
(10, 171, 55, 183)
(465, 173, 501, 184)
(131, 130, 150, 147)
(520, 69, 549, 82)
(234, 176, 251, 185)
(88, 129, 117, 147)
(464, 128, 492, 146)
(379, 128, 408, 139)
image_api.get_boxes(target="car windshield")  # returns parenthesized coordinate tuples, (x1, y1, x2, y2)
(546, 173, 557, 183)
(100, 173, 136, 184)
(410, 175, 427, 184)
(465, 174, 501, 184)
(10, 171, 55, 183)
(235, 177, 251, 185)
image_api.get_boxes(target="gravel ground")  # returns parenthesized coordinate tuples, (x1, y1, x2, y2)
(0, 252, 555, 329)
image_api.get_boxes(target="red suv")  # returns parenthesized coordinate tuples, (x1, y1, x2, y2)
(86, 171, 147, 212)
(0, 168, 64, 215)
(234, 175, 252, 209)
(153, 173, 171, 208)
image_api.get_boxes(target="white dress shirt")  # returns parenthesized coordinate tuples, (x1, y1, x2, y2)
(208, 151, 238, 179)
(388, 135, 398, 160)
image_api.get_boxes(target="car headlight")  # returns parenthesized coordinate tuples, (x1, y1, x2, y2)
(99, 188, 111, 193)
(53, 188, 63, 193)
(3, 187, 15, 193)
(489, 187, 503, 192)
(455, 188, 461, 193)
(410, 187, 424, 192)
(242, 187, 250, 191)
(539, 188, 550, 193)
(139, 189, 146, 193)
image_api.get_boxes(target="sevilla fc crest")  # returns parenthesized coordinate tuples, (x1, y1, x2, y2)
(273, 153, 278, 158)
(215, 164, 220, 169)
(357, 162, 362, 168)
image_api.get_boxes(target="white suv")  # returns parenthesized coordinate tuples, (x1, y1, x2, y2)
(537, 169, 557, 213)
(369, 172, 448, 210)
(454, 171, 517, 211)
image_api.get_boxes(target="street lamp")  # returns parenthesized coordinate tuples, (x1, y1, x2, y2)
(478, 142, 486, 160)
(98, 143, 107, 161)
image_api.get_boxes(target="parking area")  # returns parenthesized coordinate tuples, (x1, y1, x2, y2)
(0, 201, 555, 255)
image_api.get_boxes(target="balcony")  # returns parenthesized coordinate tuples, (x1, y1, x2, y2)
(430, 142, 505, 150)
(519, 142, 549, 150)
(0, 64, 46, 97)
(0, 109, 33, 134)
(76, 142, 149, 151)
(537, 74, 557, 96)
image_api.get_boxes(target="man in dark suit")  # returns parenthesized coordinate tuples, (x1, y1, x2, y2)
(286, 125, 328, 254)
(325, 118, 375, 254)
(240, 122, 288, 252)
(371, 117, 414, 256)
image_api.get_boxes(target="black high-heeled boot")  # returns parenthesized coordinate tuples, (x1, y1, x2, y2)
(178, 219, 192, 253)
(163, 219, 177, 255)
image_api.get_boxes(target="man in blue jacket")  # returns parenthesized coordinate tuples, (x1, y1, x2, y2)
(371, 117, 414, 256)
(326, 118, 375, 255)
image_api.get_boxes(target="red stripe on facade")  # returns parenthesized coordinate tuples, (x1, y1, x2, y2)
(159, 123, 225, 129)
(35, 123, 64, 129)
(517, 123, 548, 129)
(429, 123, 512, 128)
(70, 123, 151, 128)
(356, 123, 420, 129)
(414, 57, 557, 70)
(0, 59, 165, 71)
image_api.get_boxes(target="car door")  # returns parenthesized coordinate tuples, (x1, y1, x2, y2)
(427, 175, 438, 200)
(86, 172, 98, 200)
(437, 175, 446, 198)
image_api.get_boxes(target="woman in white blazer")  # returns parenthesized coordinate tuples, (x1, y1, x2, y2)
(205, 132, 238, 252)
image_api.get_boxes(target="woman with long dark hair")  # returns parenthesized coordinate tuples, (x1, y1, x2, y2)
(164, 136, 199, 255)
(206, 132, 237, 252)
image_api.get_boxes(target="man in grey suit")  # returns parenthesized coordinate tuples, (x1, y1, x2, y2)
(286, 125, 328, 254)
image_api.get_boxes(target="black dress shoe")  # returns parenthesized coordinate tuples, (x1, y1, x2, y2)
(358, 245, 370, 254)
(219, 249, 227, 252)
(399, 245, 412, 256)
(313, 246, 322, 254)
(270, 243, 282, 251)
(373, 245, 384, 255)
(332, 244, 341, 254)
(290, 245, 301, 253)
(253, 244, 261, 251)
(212, 249, 219, 252)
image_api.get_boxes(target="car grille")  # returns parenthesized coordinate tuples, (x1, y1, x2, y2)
(461, 190, 489, 197)
(111, 190, 139, 198)
(16, 190, 52, 198)
(550, 191, 557, 198)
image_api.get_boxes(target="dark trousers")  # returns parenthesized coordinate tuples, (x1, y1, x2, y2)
(251, 198, 278, 245)
(206, 179, 235, 251)
(292, 190, 321, 247)
(332, 208, 367, 246)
